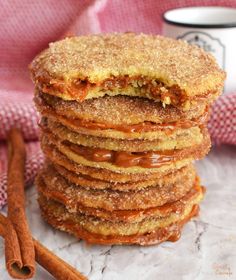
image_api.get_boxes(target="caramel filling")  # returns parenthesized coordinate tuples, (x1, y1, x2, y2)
(64, 141, 184, 168)
(39, 75, 186, 104)
(61, 109, 209, 133)
(40, 197, 200, 245)
(38, 173, 203, 222)
(38, 94, 209, 134)
(100, 76, 185, 105)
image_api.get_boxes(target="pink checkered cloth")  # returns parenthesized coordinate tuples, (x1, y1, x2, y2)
(0, 0, 235, 209)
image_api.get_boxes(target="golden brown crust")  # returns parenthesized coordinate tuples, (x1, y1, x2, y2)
(39, 202, 198, 246)
(35, 92, 208, 125)
(30, 33, 225, 108)
(31, 33, 217, 247)
(45, 117, 204, 152)
(36, 93, 210, 143)
(36, 164, 196, 212)
(53, 163, 195, 191)
(40, 128, 211, 172)
(37, 177, 202, 223)
(36, 95, 209, 141)
(38, 194, 202, 245)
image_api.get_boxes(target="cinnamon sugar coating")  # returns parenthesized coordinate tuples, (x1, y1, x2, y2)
(53, 163, 195, 191)
(39, 200, 199, 245)
(30, 33, 225, 108)
(36, 163, 196, 212)
(37, 183, 204, 244)
(44, 117, 204, 152)
(35, 93, 208, 125)
(40, 128, 211, 173)
(30, 32, 218, 246)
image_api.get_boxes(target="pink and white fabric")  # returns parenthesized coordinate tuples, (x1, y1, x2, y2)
(0, 0, 235, 208)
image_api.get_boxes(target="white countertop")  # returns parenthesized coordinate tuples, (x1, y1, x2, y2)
(0, 144, 236, 280)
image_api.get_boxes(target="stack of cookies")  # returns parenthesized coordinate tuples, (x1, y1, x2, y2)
(30, 33, 225, 245)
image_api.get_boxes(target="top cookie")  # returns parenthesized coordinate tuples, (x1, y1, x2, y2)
(30, 33, 225, 109)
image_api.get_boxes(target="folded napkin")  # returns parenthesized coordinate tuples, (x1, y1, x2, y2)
(0, 0, 235, 209)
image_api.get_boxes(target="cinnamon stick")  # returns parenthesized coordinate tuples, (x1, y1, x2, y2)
(0, 213, 87, 280)
(6, 128, 35, 279)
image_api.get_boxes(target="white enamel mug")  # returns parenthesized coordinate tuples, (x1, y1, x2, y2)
(163, 6, 236, 93)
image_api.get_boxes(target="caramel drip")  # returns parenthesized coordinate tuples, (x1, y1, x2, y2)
(40, 202, 200, 245)
(167, 230, 181, 242)
(64, 142, 180, 168)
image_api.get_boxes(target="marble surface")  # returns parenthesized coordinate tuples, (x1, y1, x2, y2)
(0, 145, 236, 280)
